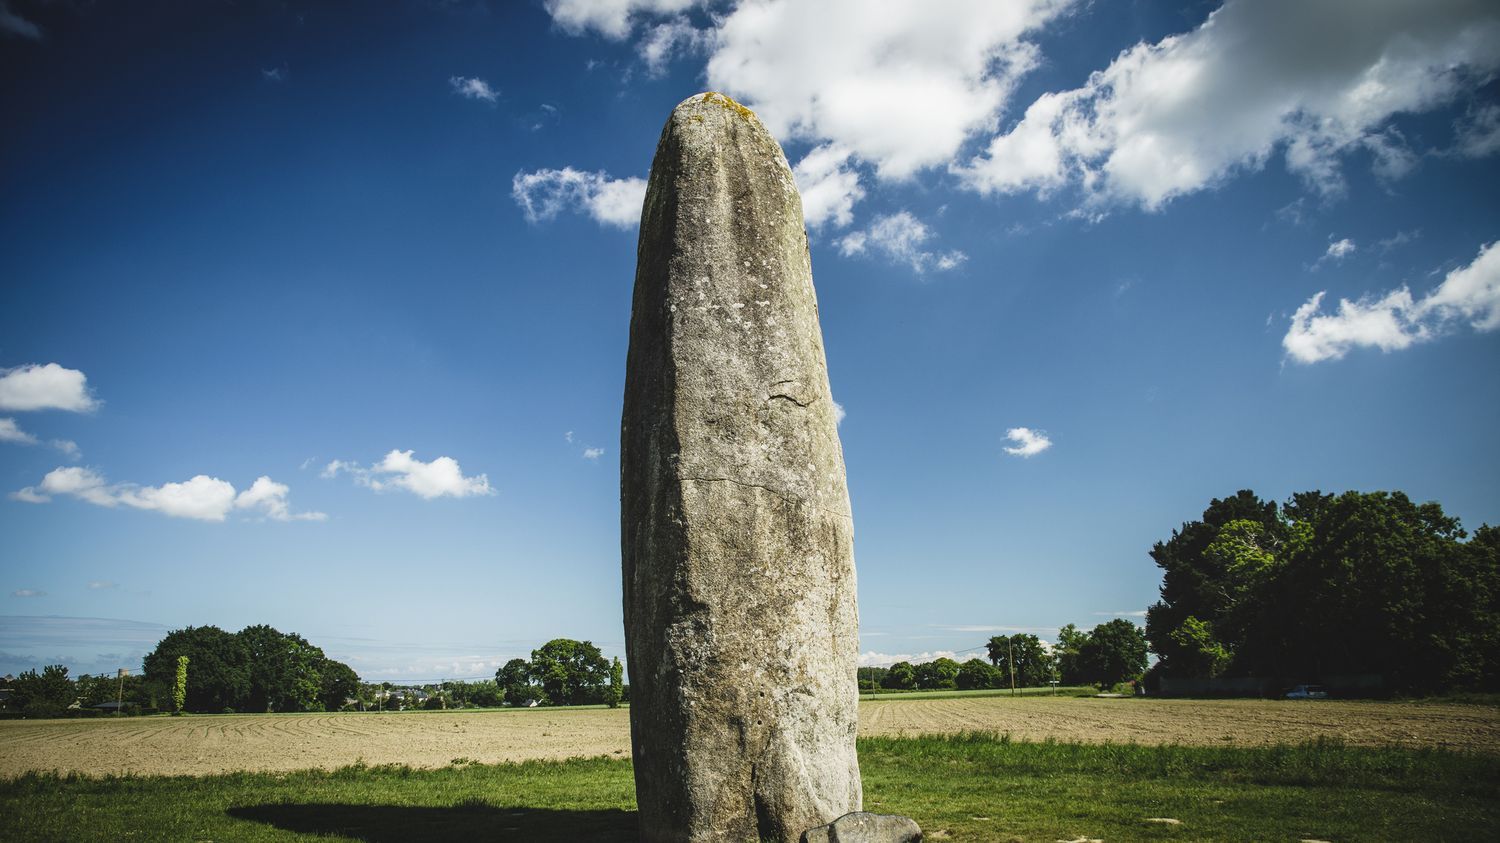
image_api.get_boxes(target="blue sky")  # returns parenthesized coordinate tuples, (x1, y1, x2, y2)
(3, 0, 1498, 682)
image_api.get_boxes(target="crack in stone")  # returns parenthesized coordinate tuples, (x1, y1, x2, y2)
(681, 475, 852, 520)
(767, 392, 815, 407)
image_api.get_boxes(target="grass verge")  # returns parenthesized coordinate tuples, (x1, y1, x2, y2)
(2, 734, 1495, 841)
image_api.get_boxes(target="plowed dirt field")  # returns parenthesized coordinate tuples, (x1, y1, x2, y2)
(2, 696, 1493, 777)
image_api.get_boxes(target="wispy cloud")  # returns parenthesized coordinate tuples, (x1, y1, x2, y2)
(582, 447, 605, 460)
(324, 450, 493, 500)
(512, 167, 646, 228)
(11, 589, 46, 598)
(858, 650, 973, 668)
(1, 418, 82, 459)
(1002, 427, 1052, 458)
(0, 1, 42, 40)
(836, 211, 965, 275)
(1284, 239, 1500, 364)
(449, 75, 499, 103)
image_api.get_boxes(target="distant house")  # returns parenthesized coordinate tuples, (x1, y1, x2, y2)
(93, 701, 129, 712)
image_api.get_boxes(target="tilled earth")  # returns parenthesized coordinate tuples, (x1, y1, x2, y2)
(2, 696, 1494, 777)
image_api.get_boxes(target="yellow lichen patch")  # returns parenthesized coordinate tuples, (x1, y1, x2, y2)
(699, 91, 757, 121)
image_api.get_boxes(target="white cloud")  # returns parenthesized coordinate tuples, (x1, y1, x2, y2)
(512, 167, 647, 228)
(233, 476, 327, 522)
(261, 67, 286, 82)
(13, 467, 320, 522)
(832, 401, 846, 426)
(327, 450, 494, 500)
(0, 417, 37, 445)
(88, 581, 118, 590)
(1455, 103, 1500, 157)
(11, 589, 45, 598)
(449, 75, 499, 103)
(791, 144, 865, 229)
(1003, 427, 1052, 458)
(582, 447, 605, 460)
(705, 0, 1078, 180)
(858, 650, 969, 669)
(957, 0, 1500, 208)
(0, 363, 99, 412)
(543, 0, 697, 40)
(0, 418, 80, 458)
(836, 211, 966, 275)
(119, 476, 238, 521)
(1312, 236, 1357, 268)
(1325, 238, 1357, 260)
(1284, 238, 1500, 363)
(1092, 610, 1149, 618)
(638, 17, 710, 76)
(564, 431, 575, 443)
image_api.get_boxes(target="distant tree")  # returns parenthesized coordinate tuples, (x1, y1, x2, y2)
(1054, 624, 1089, 685)
(496, 658, 543, 706)
(172, 656, 189, 715)
(881, 661, 917, 690)
(143, 626, 249, 712)
(956, 658, 1000, 690)
(988, 634, 1056, 688)
(10, 665, 74, 718)
(318, 660, 360, 712)
(1079, 619, 1148, 689)
(857, 666, 890, 691)
(529, 639, 610, 706)
(607, 657, 625, 709)
(466, 681, 503, 708)
(913, 657, 960, 690)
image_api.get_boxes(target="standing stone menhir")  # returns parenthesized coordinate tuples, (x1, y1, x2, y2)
(621, 92, 862, 842)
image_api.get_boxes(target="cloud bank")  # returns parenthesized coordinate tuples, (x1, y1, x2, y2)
(12, 467, 325, 522)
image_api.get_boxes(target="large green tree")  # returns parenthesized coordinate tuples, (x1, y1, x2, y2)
(528, 639, 610, 706)
(956, 658, 1000, 690)
(143, 626, 249, 712)
(495, 658, 542, 705)
(987, 634, 1056, 688)
(1145, 489, 1499, 692)
(881, 661, 916, 690)
(913, 657, 960, 690)
(1053, 624, 1089, 685)
(239, 625, 325, 713)
(1078, 619, 1148, 689)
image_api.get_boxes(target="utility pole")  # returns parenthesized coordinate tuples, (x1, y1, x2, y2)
(116, 668, 127, 715)
(1008, 637, 1017, 696)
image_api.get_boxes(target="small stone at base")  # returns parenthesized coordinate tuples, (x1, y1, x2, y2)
(801, 811, 923, 843)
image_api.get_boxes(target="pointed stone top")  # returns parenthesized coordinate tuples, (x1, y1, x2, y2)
(675, 90, 761, 123)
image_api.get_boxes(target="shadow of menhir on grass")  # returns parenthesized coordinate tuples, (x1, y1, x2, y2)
(226, 801, 636, 842)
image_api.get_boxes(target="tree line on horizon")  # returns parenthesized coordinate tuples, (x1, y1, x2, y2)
(858, 619, 1149, 694)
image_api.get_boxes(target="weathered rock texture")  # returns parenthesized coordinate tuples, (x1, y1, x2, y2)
(800, 812, 924, 843)
(621, 92, 861, 842)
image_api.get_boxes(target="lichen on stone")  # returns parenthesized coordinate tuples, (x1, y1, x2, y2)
(700, 90, 758, 121)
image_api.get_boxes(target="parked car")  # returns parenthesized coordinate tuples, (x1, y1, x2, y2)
(1285, 684, 1329, 699)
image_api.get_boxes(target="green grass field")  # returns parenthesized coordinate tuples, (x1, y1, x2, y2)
(4, 733, 1496, 842)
